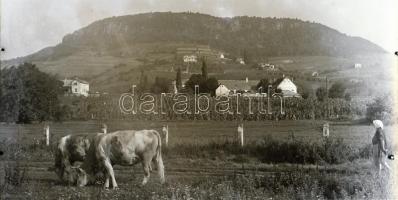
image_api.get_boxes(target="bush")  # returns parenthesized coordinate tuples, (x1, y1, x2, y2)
(166, 136, 369, 165)
(0, 63, 64, 123)
(366, 95, 393, 123)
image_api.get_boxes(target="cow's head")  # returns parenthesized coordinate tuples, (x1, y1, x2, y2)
(70, 167, 89, 187)
(49, 165, 79, 184)
(69, 137, 90, 160)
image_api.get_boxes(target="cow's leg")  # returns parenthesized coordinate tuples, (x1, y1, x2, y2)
(152, 157, 158, 171)
(141, 162, 150, 186)
(103, 159, 118, 189)
(104, 173, 110, 188)
(149, 163, 153, 172)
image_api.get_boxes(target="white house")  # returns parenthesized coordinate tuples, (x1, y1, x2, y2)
(312, 71, 319, 77)
(215, 85, 230, 96)
(183, 55, 198, 63)
(236, 58, 245, 65)
(258, 63, 275, 70)
(276, 77, 300, 97)
(354, 63, 362, 69)
(216, 79, 259, 96)
(63, 77, 89, 97)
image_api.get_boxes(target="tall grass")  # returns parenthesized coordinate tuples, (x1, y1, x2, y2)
(0, 140, 27, 196)
(8, 135, 371, 165)
(165, 136, 372, 165)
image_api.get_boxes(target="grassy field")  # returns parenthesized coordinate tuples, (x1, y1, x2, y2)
(0, 120, 386, 146)
(0, 120, 396, 199)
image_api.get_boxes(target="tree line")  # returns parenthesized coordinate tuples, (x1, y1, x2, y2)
(0, 63, 64, 123)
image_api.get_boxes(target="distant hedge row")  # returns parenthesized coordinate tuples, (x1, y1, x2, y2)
(59, 94, 366, 121)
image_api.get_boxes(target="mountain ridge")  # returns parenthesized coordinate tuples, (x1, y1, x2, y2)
(1, 12, 386, 77)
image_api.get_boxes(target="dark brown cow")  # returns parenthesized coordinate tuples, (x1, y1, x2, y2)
(50, 134, 94, 182)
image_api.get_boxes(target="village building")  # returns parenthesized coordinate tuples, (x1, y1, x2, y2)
(275, 77, 301, 98)
(349, 78, 363, 84)
(354, 63, 362, 69)
(183, 55, 198, 63)
(176, 45, 224, 62)
(63, 77, 89, 97)
(258, 63, 275, 70)
(236, 58, 245, 65)
(216, 78, 258, 96)
(215, 85, 230, 96)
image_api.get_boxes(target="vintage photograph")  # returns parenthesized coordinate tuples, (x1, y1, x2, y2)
(1, 0, 397, 199)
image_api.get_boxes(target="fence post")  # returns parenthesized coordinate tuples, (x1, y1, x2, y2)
(102, 123, 107, 134)
(237, 123, 244, 147)
(322, 123, 329, 138)
(162, 125, 169, 147)
(44, 124, 50, 146)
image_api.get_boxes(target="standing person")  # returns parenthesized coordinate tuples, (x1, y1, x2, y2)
(372, 120, 391, 174)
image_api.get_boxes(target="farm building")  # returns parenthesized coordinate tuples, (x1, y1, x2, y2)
(282, 59, 294, 64)
(350, 78, 363, 84)
(183, 55, 198, 63)
(236, 58, 245, 65)
(354, 63, 362, 69)
(275, 77, 301, 98)
(63, 77, 89, 97)
(258, 63, 275, 70)
(216, 78, 258, 96)
(215, 85, 230, 96)
(176, 45, 222, 61)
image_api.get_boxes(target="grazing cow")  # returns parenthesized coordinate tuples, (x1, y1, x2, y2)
(72, 129, 165, 189)
(50, 134, 93, 182)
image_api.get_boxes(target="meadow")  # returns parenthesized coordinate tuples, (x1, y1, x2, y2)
(0, 120, 396, 199)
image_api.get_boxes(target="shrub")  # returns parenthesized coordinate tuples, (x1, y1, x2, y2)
(166, 136, 369, 165)
(366, 95, 393, 123)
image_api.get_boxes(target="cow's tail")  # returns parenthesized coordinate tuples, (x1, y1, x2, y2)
(153, 130, 165, 184)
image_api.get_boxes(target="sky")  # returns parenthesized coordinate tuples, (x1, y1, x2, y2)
(1, 0, 397, 59)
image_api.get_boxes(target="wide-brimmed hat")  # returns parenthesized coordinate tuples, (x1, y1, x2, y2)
(373, 120, 384, 130)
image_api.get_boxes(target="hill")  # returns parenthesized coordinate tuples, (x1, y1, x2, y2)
(1, 12, 385, 79)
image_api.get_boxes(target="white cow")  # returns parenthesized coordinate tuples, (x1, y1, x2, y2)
(72, 129, 165, 189)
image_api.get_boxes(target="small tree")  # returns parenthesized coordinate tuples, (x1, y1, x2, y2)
(256, 78, 271, 93)
(344, 93, 351, 101)
(366, 95, 393, 122)
(296, 81, 311, 99)
(151, 77, 171, 94)
(242, 49, 251, 64)
(176, 67, 182, 91)
(316, 87, 327, 102)
(0, 63, 63, 123)
(201, 60, 208, 80)
(328, 82, 346, 99)
(185, 74, 206, 93)
(138, 70, 149, 93)
(206, 77, 219, 96)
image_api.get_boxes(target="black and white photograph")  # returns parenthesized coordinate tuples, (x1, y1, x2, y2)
(1, 0, 398, 199)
